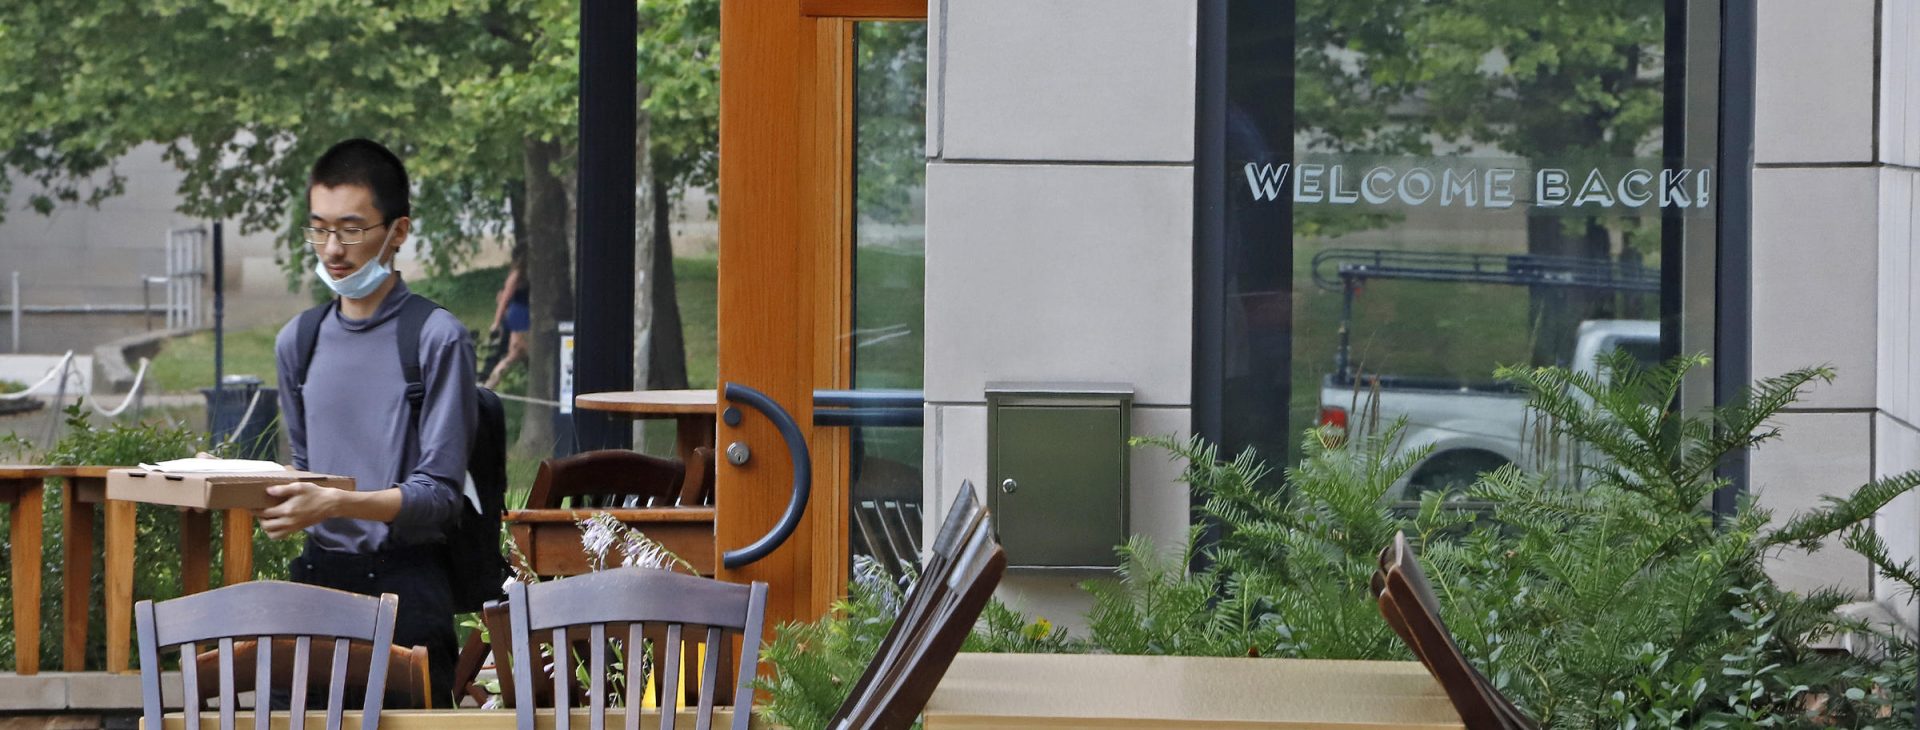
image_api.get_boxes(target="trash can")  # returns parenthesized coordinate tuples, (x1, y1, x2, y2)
(203, 374, 280, 461)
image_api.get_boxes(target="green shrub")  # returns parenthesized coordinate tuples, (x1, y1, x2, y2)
(1100, 353, 1919, 727)
(754, 354, 1920, 729)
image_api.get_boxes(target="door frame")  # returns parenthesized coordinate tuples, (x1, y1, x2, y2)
(715, 0, 926, 624)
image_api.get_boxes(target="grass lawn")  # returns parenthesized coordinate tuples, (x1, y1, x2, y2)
(147, 267, 511, 394)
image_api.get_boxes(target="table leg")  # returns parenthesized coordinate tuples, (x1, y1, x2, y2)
(179, 510, 212, 595)
(61, 482, 94, 671)
(676, 414, 717, 469)
(222, 509, 254, 585)
(10, 483, 43, 675)
(104, 500, 136, 674)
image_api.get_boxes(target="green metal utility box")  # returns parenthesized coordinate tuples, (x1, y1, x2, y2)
(986, 382, 1133, 569)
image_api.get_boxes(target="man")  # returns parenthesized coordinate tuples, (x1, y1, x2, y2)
(265, 138, 474, 706)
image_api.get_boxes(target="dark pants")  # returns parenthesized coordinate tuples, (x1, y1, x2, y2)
(291, 543, 458, 709)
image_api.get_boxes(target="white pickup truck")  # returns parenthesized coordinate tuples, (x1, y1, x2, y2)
(1317, 319, 1659, 499)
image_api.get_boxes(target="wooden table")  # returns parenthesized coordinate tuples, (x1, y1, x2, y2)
(506, 507, 717, 577)
(573, 389, 717, 466)
(923, 653, 1465, 729)
(151, 708, 766, 729)
(52, 466, 258, 674)
(0, 464, 55, 674)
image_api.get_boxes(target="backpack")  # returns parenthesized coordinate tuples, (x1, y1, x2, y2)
(291, 294, 510, 614)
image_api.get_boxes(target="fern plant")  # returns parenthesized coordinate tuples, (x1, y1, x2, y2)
(1095, 353, 1920, 727)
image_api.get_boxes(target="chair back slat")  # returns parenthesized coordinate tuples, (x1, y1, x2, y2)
(553, 627, 572, 730)
(254, 635, 273, 730)
(135, 582, 398, 730)
(659, 623, 683, 730)
(290, 636, 311, 730)
(502, 568, 769, 730)
(360, 596, 398, 726)
(179, 643, 202, 730)
(218, 637, 237, 730)
(506, 584, 537, 730)
(637, 622, 660, 730)
(138, 602, 164, 730)
(326, 637, 351, 730)
(590, 623, 608, 730)
(693, 626, 722, 730)
(731, 583, 768, 730)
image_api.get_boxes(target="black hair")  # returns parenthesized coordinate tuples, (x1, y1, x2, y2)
(308, 139, 411, 222)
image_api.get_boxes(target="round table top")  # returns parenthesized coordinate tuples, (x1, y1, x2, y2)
(574, 389, 717, 415)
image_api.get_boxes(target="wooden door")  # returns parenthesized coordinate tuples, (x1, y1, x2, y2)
(714, 0, 926, 626)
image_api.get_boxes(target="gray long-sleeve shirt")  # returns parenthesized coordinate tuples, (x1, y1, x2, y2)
(274, 276, 476, 553)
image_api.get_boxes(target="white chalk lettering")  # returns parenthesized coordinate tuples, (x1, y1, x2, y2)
(1441, 168, 1479, 207)
(1294, 163, 1326, 203)
(1538, 169, 1571, 207)
(1617, 169, 1654, 207)
(1660, 169, 1693, 208)
(1573, 169, 1616, 208)
(1362, 167, 1396, 204)
(1398, 168, 1434, 205)
(1244, 160, 1711, 212)
(1243, 162, 1289, 202)
(1486, 169, 1517, 208)
(1328, 165, 1361, 204)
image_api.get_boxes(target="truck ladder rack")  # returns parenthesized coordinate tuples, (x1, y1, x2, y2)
(1310, 248, 1660, 293)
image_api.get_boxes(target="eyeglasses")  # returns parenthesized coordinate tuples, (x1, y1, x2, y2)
(304, 221, 390, 247)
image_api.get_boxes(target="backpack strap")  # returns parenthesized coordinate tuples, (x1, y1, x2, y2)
(394, 294, 444, 415)
(289, 300, 336, 416)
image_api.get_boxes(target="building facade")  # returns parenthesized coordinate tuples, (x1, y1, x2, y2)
(920, 0, 1920, 627)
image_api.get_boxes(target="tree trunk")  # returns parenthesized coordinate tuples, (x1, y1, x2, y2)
(647, 178, 689, 390)
(1524, 214, 1613, 368)
(634, 100, 656, 400)
(516, 138, 574, 456)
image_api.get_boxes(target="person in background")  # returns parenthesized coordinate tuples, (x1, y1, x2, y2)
(484, 257, 529, 389)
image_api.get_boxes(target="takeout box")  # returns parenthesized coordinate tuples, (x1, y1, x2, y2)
(106, 468, 354, 509)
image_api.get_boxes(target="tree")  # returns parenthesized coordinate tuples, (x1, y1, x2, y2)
(0, 0, 726, 454)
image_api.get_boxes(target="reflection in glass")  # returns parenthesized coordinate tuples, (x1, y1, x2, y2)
(848, 21, 927, 571)
(1222, 0, 1714, 498)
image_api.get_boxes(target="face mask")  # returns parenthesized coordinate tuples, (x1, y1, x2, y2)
(314, 227, 394, 299)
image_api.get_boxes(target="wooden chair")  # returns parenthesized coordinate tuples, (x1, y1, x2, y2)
(499, 567, 769, 730)
(135, 580, 400, 730)
(1373, 531, 1537, 730)
(829, 484, 1008, 730)
(194, 640, 433, 710)
(456, 448, 699, 704)
(676, 446, 716, 507)
(525, 449, 687, 510)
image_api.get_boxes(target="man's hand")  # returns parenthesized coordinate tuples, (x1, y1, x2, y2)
(256, 482, 340, 539)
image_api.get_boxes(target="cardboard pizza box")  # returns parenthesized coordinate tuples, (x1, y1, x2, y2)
(106, 468, 355, 510)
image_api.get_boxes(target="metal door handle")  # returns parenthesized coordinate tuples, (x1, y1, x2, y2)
(720, 382, 812, 569)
